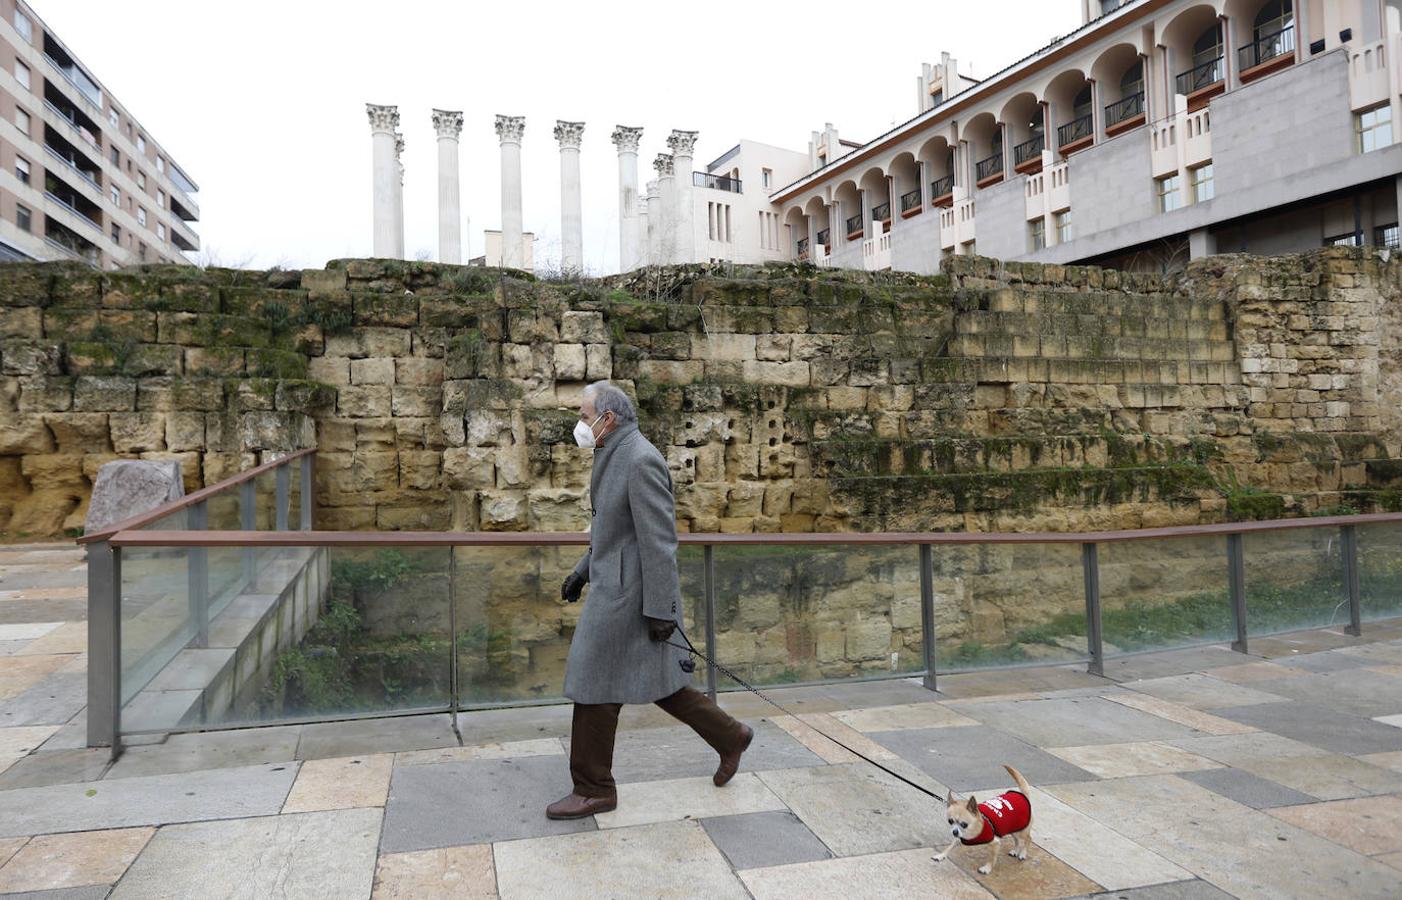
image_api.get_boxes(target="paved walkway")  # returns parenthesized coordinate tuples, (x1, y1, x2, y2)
(1, 544, 1401, 898)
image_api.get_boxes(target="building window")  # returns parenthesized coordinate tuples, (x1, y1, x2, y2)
(157, 189, 165, 208)
(111, 222, 120, 244)
(16, 204, 31, 232)
(1357, 105, 1393, 153)
(1029, 217, 1046, 251)
(137, 134, 146, 154)
(1326, 232, 1359, 247)
(931, 89, 944, 106)
(110, 186, 119, 205)
(15, 108, 30, 137)
(15, 157, 30, 185)
(1100, 0, 1121, 14)
(15, 61, 29, 90)
(108, 108, 118, 127)
(1191, 163, 1214, 202)
(156, 156, 165, 174)
(110, 146, 119, 165)
(1055, 209, 1073, 243)
(762, 168, 773, 189)
(138, 242, 146, 261)
(1375, 223, 1400, 249)
(157, 223, 166, 241)
(137, 207, 147, 228)
(1157, 174, 1183, 212)
(13, 10, 31, 41)
(138, 172, 146, 190)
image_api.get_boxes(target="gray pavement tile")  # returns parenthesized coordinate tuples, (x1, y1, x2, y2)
(700, 809, 833, 869)
(1248, 630, 1360, 658)
(295, 713, 457, 759)
(812, 678, 943, 708)
(104, 726, 302, 780)
(1079, 880, 1235, 899)
(0, 641, 27, 657)
(1213, 701, 1402, 754)
(455, 703, 573, 743)
(952, 696, 1196, 748)
(600, 721, 824, 785)
(869, 724, 1099, 791)
(110, 808, 380, 900)
(0, 887, 113, 900)
(380, 755, 594, 852)
(0, 749, 110, 790)
(0, 763, 296, 838)
(1177, 766, 1319, 809)
(1119, 674, 1288, 710)
(1274, 651, 1374, 673)
(34, 716, 86, 753)
(1242, 670, 1402, 719)
(0, 674, 86, 727)
(1099, 646, 1247, 682)
(0, 600, 87, 625)
(935, 665, 1110, 699)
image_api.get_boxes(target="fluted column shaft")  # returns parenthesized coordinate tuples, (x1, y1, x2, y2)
(668, 130, 698, 264)
(556, 121, 585, 275)
(496, 115, 526, 269)
(433, 109, 464, 264)
(612, 126, 644, 272)
(366, 104, 399, 257)
(644, 179, 660, 266)
(393, 133, 405, 259)
(654, 155, 675, 265)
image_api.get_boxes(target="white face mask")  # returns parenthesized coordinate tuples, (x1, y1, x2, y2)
(573, 414, 604, 449)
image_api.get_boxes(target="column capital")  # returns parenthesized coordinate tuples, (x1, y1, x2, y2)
(667, 130, 699, 156)
(495, 114, 525, 144)
(653, 154, 674, 177)
(611, 125, 644, 153)
(432, 109, 464, 139)
(554, 120, 585, 149)
(645, 179, 659, 199)
(394, 133, 405, 158)
(366, 103, 399, 135)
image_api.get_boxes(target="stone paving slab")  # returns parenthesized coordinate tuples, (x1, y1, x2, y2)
(935, 666, 1111, 699)
(1213, 701, 1402, 754)
(739, 847, 993, 898)
(15, 624, 85, 658)
(950, 835, 1103, 898)
(0, 827, 152, 894)
(1274, 650, 1375, 673)
(1265, 794, 1402, 856)
(1047, 741, 1223, 779)
(699, 810, 833, 870)
(595, 772, 785, 829)
(1177, 766, 1319, 808)
(0, 674, 87, 728)
(395, 738, 563, 766)
(104, 725, 303, 779)
(493, 819, 750, 900)
(1248, 630, 1361, 658)
(871, 724, 1099, 792)
(0, 659, 69, 702)
(1200, 660, 1307, 684)
(595, 721, 824, 785)
(0, 625, 61, 643)
(1099, 646, 1245, 681)
(1081, 881, 1236, 899)
(282, 753, 393, 813)
(1048, 774, 1402, 898)
(1019, 787, 1193, 890)
(1337, 642, 1402, 664)
(1241, 670, 1402, 719)
(295, 714, 458, 760)
(769, 713, 900, 765)
(380, 756, 593, 853)
(1233, 752, 1402, 801)
(110, 807, 381, 900)
(953, 696, 1198, 748)
(0, 763, 297, 838)
(372, 844, 497, 899)
(1121, 674, 1290, 710)
(0, 884, 112, 899)
(830, 701, 979, 732)
(1105, 692, 1257, 735)
(1163, 731, 1325, 767)
(0, 749, 110, 791)
(0, 838, 26, 869)
(0, 728, 58, 757)
(0, 599, 88, 626)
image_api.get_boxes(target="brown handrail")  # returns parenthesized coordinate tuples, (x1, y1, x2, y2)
(106, 510, 1402, 548)
(78, 448, 317, 545)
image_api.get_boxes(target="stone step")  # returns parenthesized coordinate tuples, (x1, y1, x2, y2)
(975, 288, 1225, 321)
(955, 310, 1229, 342)
(920, 357, 1243, 386)
(947, 332, 1236, 363)
(813, 433, 1222, 477)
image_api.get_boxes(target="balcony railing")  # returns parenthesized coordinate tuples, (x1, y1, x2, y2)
(42, 99, 100, 151)
(44, 145, 100, 191)
(44, 190, 101, 230)
(1014, 134, 1045, 165)
(42, 52, 102, 109)
(1238, 23, 1295, 71)
(1176, 55, 1224, 95)
(975, 152, 1004, 182)
(1105, 91, 1145, 127)
(796, 237, 809, 259)
(1057, 114, 1093, 148)
(900, 188, 922, 213)
(845, 213, 863, 236)
(871, 202, 891, 223)
(694, 172, 742, 193)
(930, 175, 955, 199)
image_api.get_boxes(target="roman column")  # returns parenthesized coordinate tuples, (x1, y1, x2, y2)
(667, 130, 698, 264)
(393, 132, 406, 258)
(611, 126, 644, 272)
(366, 104, 399, 257)
(495, 115, 526, 269)
(555, 121, 585, 275)
(644, 179, 660, 266)
(433, 109, 464, 264)
(654, 154, 675, 265)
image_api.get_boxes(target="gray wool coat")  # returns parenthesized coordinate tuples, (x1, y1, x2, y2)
(563, 421, 691, 705)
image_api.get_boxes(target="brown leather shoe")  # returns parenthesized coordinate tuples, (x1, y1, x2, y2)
(546, 792, 617, 820)
(713, 724, 754, 787)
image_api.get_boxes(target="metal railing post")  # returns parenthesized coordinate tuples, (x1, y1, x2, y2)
(1341, 524, 1362, 636)
(919, 543, 937, 692)
(275, 462, 290, 531)
(85, 540, 122, 756)
(1227, 533, 1248, 653)
(299, 454, 314, 530)
(449, 547, 459, 726)
(1082, 542, 1104, 676)
(189, 501, 209, 648)
(704, 544, 718, 700)
(240, 480, 256, 588)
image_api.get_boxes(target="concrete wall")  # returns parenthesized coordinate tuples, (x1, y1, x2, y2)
(889, 206, 941, 274)
(972, 176, 1033, 263)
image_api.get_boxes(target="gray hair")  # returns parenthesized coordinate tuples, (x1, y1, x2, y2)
(582, 380, 637, 423)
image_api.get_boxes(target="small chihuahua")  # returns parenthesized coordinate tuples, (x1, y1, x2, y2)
(932, 765, 1033, 875)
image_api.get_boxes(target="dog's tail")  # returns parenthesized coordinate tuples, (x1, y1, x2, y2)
(1003, 764, 1031, 794)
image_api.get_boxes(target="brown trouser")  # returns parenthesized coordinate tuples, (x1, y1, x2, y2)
(569, 686, 747, 800)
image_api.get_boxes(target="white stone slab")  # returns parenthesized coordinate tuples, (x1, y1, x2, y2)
(757, 763, 948, 857)
(831, 702, 979, 733)
(740, 847, 993, 899)
(594, 772, 785, 829)
(0, 622, 62, 641)
(1047, 741, 1224, 778)
(1020, 787, 1192, 890)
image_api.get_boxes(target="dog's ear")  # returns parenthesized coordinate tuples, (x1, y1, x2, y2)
(966, 795, 979, 813)
(945, 790, 956, 805)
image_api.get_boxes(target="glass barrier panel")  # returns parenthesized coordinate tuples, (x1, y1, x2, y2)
(677, 543, 708, 664)
(120, 544, 452, 734)
(931, 543, 1086, 670)
(287, 458, 304, 531)
(1356, 522, 1402, 624)
(707, 544, 924, 688)
(1098, 535, 1234, 655)
(1242, 526, 1348, 637)
(119, 544, 193, 712)
(205, 484, 242, 531)
(254, 469, 279, 530)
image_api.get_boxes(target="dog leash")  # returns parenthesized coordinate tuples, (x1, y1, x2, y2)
(665, 623, 943, 801)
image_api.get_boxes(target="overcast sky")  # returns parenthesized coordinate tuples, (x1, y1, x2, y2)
(37, 0, 1081, 273)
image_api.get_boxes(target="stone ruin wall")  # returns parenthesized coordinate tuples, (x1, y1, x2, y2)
(2, 249, 1401, 677)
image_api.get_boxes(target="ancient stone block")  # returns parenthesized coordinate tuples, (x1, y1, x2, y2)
(2, 339, 62, 375)
(527, 488, 587, 531)
(554, 343, 586, 381)
(0, 412, 55, 454)
(443, 446, 496, 490)
(325, 327, 412, 359)
(0, 307, 41, 339)
(392, 386, 440, 417)
(73, 376, 137, 412)
(479, 490, 527, 530)
(350, 357, 395, 385)
(165, 411, 206, 452)
(560, 310, 607, 343)
(337, 384, 392, 418)
(109, 412, 167, 453)
(396, 358, 444, 386)
(585, 344, 611, 381)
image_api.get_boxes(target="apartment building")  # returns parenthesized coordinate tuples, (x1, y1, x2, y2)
(0, 0, 199, 268)
(762, 0, 1402, 273)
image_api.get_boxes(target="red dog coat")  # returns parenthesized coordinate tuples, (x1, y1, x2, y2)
(960, 790, 1031, 845)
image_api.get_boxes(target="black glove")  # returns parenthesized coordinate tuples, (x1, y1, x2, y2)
(562, 573, 586, 603)
(647, 616, 676, 642)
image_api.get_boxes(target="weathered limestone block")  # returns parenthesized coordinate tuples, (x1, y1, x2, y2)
(692, 334, 758, 361)
(561, 310, 607, 343)
(726, 481, 765, 517)
(554, 343, 587, 381)
(325, 327, 412, 359)
(391, 386, 440, 417)
(377, 501, 450, 531)
(350, 357, 395, 385)
(239, 411, 306, 451)
(2, 340, 62, 375)
(83, 458, 183, 533)
(337, 385, 392, 418)
(480, 490, 527, 530)
(109, 412, 167, 453)
(0, 412, 55, 454)
(585, 344, 611, 382)
(73, 376, 137, 412)
(527, 488, 587, 530)
(443, 446, 496, 490)
(396, 358, 444, 386)
(639, 360, 703, 384)
(165, 412, 206, 452)
(0, 307, 41, 338)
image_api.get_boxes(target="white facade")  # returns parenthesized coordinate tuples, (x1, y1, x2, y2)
(481, 229, 535, 271)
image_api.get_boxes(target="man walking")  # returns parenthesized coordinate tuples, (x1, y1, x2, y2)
(547, 380, 753, 819)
